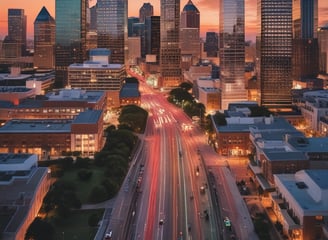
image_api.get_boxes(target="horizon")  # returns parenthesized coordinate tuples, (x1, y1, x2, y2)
(0, 0, 327, 42)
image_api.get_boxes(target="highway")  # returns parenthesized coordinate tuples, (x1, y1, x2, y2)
(102, 69, 258, 240)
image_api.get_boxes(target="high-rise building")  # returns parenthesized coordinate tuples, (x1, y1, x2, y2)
(34, 7, 55, 69)
(204, 32, 218, 58)
(318, 26, 328, 74)
(160, 0, 182, 87)
(55, 0, 88, 88)
(292, 0, 319, 80)
(139, 3, 153, 23)
(89, 3, 97, 31)
(145, 16, 160, 62)
(219, 0, 247, 110)
(180, 0, 199, 28)
(97, 0, 128, 65)
(180, 0, 201, 69)
(3, 9, 27, 58)
(257, 0, 293, 110)
(128, 17, 139, 37)
(318, 25, 328, 74)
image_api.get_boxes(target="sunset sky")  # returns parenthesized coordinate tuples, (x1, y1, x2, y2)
(0, 0, 328, 42)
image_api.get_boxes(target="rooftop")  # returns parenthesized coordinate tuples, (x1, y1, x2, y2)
(274, 169, 328, 216)
(0, 119, 71, 133)
(73, 110, 102, 124)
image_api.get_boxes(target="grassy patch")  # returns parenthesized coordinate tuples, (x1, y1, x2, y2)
(60, 166, 105, 204)
(51, 209, 104, 240)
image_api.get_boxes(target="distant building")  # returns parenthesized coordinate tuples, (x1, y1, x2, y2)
(145, 16, 160, 63)
(68, 49, 126, 108)
(34, 7, 55, 69)
(139, 3, 153, 23)
(128, 37, 141, 65)
(219, 0, 247, 110)
(257, 0, 293, 110)
(272, 170, 328, 240)
(180, 0, 201, 70)
(0, 153, 52, 240)
(204, 32, 218, 58)
(292, 0, 319, 80)
(3, 9, 27, 58)
(318, 26, 328, 75)
(55, 0, 88, 88)
(128, 17, 139, 37)
(0, 110, 104, 158)
(160, 0, 182, 87)
(97, 0, 128, 65)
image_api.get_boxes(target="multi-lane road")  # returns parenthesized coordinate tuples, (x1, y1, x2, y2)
(102, 70, 258, 240)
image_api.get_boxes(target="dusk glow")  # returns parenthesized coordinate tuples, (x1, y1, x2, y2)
(1, 0, 327, 41)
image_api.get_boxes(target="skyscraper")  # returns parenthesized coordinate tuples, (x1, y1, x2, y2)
(257, 0, 293, 110)
(204, 32, 218, 58)
(318, 26, 328, 75)
(145, 16, 160, 62)
(160, 0, 182, 87)
(180, 0, 201, 68)
(55, 0, 88, 88)
(34, 7, 55, 69)
(139, 3, 153, 23)
(3, 9, 27, 58)
(219, 0, 247, 110)
(97, 0, 128, 64)
(292, 0, 319, 80)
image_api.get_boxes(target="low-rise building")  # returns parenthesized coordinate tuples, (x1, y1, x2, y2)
(198, 87, 220, 113)
(0, 153, 52, 240)
(300, 90, 328, 134)
(0, 110, 104, 159)
(272, 169, 328, 240)
(0, 89, 106, 122)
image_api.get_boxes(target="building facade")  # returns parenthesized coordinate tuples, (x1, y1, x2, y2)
(145, 16, 160, 63)
(292, 0, 319, 80)
(0, 154, 52, 240)
(139, 3, 153, 23)
(257, 0, 293, 110)
(34, 7, 55, 69)
(0, 110, 104, 158)
(204, 32, 218, 58)
(97, 0, 128, 65)
(2, 9, 27, 58)
(219, 0, 247, 110)
(180, 0, 201, 69)
(318, 26, 328, 75)
(55, 0, 88, 88)
(160, 0, 182, 87)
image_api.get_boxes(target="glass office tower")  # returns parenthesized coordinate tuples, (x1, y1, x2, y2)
(97, 0, 128, 65)
(257, 0, 293, 110)
(55, 0, 88, 88)
(139, 3, 153, 23)
(219, 0, 247, 110)
(292, 0, 319, 80)
(160, 0, 182, 87)
(4, 9, 27, 57)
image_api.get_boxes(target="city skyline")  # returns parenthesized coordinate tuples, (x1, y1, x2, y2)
(0, 0, 328, 42)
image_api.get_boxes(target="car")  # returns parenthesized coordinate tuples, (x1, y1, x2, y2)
(105, 230, 112, 239)
(159, 219, 164, 225)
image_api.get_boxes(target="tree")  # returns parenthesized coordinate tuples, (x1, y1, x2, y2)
(25, 217, 55, 240)
(179, 82, 193, 91)
(88, 185, 108, 203)
(212, 112, 227, 126)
